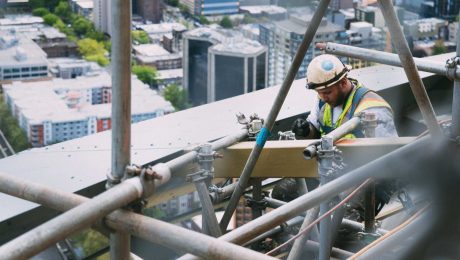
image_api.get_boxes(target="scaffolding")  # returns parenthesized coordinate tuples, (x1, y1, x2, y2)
(1, 0, 460, 259)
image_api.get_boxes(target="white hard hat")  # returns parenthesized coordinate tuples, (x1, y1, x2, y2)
(306, 54, 352, 90)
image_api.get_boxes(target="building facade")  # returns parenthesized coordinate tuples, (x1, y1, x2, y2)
(133, 0, 163, 23)
(434, 0, 460, 21)
(181, 0, 239, 16)
(259, 15, 347, 86)
(93, 0, 112, 35)
(183, 28, 267, 106)
(0, 31, 48, 82)
(3, 73, 174, 147)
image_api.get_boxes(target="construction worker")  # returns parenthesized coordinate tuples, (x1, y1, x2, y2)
(291, 54, 398, 139)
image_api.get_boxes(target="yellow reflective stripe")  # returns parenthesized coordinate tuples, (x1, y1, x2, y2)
(334, 87, 358, 128)
(354, 99, 391, 115)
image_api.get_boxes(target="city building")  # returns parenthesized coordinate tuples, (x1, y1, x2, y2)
(32, 27, 79, 58)
(448, 22, 458, 43)
(0, 15, 43, 29)
(93, 0, 111, 35)
(2, 72, 174, 147)
(345, 21, 386, 68)
(330, 0, 354, 11)
(434, 0, 460, 21)
(239, 5, 287, 21)
(355, 5, 385, 28)
(183, 27, 267, 105)
(48, 58, 103, 79)
(0, 30, 48, 83)
(136, 23, 187, 44)
(157, 68, 183, 88)
(404, 17, 447, 41)
(259, 14, 347, 86)
(180, 0, 239, 16)
(133, 44, 182, 70)
(74, 0, 94, 19)
(132, 0, 162, 23)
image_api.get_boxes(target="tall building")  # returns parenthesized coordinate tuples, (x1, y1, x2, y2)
(93, 0, 112, 35)
(434, 0, 460, 21)
(183, 28, 267, 106)
(259, 14, 347, 86)
(330, 0, 354, 11)
(346, 21, 386, 68)
(133, 0, 163, 23)
(180, 0, 239, 16)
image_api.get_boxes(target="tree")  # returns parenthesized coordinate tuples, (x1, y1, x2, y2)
(77, 38, 109, 66)
(32, 8, 49, 17)
(0, 95, 30, 152)
(163, 84, 189, 111)
(220, 16, 233, 28)
(165, 0, 179, 7)
(72, 17, 93, 36)
(54, 1, 71, 20)
(43, 13, 59, 26)
(199, 15, 210, 25)
(432, 40, 447, 55)
(132, 65, 158, 86)
(132, 30, 150, 44)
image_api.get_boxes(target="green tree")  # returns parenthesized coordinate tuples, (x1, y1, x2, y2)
(132, 30, 150, 44)
(165, 0, 179, 7)
(143, 206, 167, 219)
(219, 16, 233, 28)
(54, 1, 71, 20)
(72, 17, 93, 36)
(71, 229, 108, 257)
(43, 13, 59, 26)
(179, 3, 190, 14)
(163, 84, 189, 111)
(77, 38, 109, 66)
(199, 15, 210, 25)
(132, 65, 158, 86)
(0, 95, 30, 152)
(54, 19, 75, 37)
(432, 40, 447, 55)
(32, 7, 49, 17)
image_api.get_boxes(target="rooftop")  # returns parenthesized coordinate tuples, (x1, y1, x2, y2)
(239, 5, 287, 15)
(136, 23, 187, 35)
(3, 72, 174, 124)
(133, 44, 171, 56)
(0, 31, 48, 66)
(0, 15, 43, 26)
(276, 15, 343, 35)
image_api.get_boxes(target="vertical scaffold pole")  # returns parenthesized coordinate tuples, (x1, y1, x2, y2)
(451, 11, 460, 138)
(109, 0, 132, 258)
(219, 0, 332, 232)
(378, 0, 442, 137)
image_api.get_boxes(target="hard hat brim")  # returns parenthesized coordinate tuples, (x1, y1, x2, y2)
(307, 65, 351, 90)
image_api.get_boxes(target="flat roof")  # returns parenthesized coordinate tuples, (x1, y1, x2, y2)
(239, 5, 287, 14)
(0, 32, 48, 67)
(3, 72, 174, 124)
(133, 44, 170, 56)
(157, 68, 183, 79)
(0, 15, 43, 26)
(136, 23, 187, 35)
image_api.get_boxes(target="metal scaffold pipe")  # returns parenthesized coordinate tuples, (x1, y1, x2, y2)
(0, 178, 142, 259)
(219, 0, 333, 232)
(451, 10, 460, 138)
(109, 0, 132, 258)
(179, 137, 432, 260)
(0, 172, 274, 260)
(317, 42, 460, 79)
(377, 0, 442, 137)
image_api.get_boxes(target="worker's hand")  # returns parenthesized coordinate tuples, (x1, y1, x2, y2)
(291, 118, 310, 137)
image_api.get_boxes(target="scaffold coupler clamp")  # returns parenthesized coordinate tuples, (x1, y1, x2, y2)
(236, 112, 264, 140)
(188, 143, 222, 184)
(445, 56, 460, 80)
(361, 112, 378, 138)
(127, 163, 171, 199)
(317, 136, 345, 181)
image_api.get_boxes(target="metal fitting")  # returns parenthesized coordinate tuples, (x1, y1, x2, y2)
(138, 163, 171, 198)
(445, 56, 460, 80)
(278, 130, 296, 140)
(361, 112, 378, 138)
(236, 113, 265, 140)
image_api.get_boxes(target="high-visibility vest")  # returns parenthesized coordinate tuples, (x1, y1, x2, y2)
(318, 79, 392, 138)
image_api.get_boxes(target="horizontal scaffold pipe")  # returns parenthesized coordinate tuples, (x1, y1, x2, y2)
(317, 42, 460, 80)
(0, 171, 274, 260)
(179, 136, 433, 260)
(0, 130, 248, 259)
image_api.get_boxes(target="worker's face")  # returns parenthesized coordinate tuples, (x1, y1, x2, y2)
(316, 79, 347, 107)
